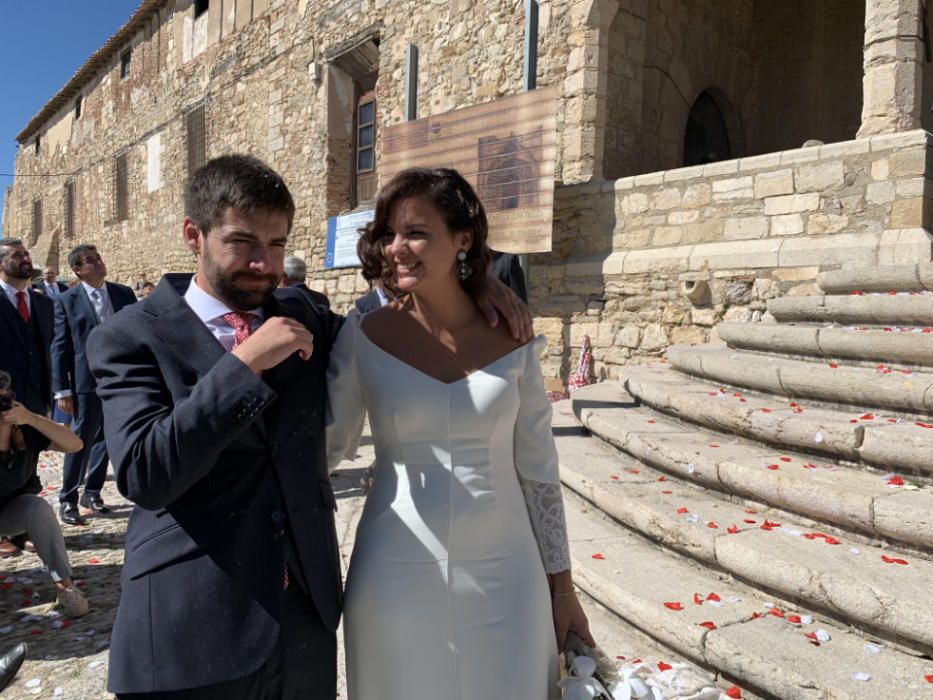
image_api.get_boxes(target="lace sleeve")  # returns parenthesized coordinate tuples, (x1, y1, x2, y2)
(519, 477, 571, 573)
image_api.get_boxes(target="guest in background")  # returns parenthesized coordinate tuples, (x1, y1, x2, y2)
(32, 267, 68, 300)
(282, 255, 330, 308)
(354, 281, 392, 314)
(52, 244, 136, 525)
(489, 250, 528, 303)
(132, 273, 150, 299)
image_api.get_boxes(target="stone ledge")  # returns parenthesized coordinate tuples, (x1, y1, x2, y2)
(768, 293, 933, 325)
(666, 343, 933, 413)
(818, 261, 933, 293)
(568, 395, 933, 549)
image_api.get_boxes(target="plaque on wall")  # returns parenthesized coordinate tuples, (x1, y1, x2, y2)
(324, 208, 375, 269)
(380, 86, 558, 254)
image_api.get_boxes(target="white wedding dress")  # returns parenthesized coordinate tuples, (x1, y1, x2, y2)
(326, 311, 570, 699)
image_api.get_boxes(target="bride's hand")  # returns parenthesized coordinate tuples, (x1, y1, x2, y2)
(552, 590, 595, 651)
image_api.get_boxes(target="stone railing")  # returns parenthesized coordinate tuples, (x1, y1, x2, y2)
(533, 129, 933, 382)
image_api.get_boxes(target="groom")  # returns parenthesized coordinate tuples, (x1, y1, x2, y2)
(88, 155, 344, 698)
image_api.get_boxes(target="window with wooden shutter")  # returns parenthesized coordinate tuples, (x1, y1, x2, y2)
(186, 105, 207, 174)
(355, 92, 377, 205)
(115, 153, 129, 222)
(64, 181, 75, 238)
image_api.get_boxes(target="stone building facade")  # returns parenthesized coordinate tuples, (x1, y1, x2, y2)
(3, 0, 933, 385)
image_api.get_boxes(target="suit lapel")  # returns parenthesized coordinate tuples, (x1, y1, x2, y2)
(0, 294, 26, 346)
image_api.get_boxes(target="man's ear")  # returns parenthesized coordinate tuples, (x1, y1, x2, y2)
(182, 217, 201, 256)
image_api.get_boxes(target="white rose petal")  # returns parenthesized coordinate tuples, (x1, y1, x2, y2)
(24, 679, 41, 689)
(853, 672, 871, 682)
(815, 629, 831, 642)
(864, 643, 882, 655)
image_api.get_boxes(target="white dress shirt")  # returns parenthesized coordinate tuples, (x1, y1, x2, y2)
(183, 277, 264, 351)
(41, 281, 60, 298)
(0, 278, 31, 318)
(81, 281, 115, 322)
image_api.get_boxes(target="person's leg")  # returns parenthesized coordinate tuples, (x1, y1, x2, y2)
(59, 393, 91, 513)
(80, 393, 109, 503)
(279, 583, 337, 700)
(115, 665, 268, 699)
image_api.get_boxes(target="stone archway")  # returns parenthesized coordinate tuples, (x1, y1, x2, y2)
(683, 88, 743, 167)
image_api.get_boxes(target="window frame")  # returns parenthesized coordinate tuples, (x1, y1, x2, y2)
(120, 49, 132, 79)
(114, 152, 130, 222)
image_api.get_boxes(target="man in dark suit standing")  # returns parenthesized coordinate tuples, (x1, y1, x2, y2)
(32, 266, 68, 300)
(488, 250, 528, 303)
(0, 240, 54, 418)
(88, 155, 343, 698)
(52, 245, 136, 525)
(282, 255, 330, 308)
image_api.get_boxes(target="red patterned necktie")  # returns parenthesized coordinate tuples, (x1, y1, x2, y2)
(16, 291, 29, 323)
(221, 311, 258, 349)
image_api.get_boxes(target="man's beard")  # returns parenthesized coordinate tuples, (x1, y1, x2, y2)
(202, 251, 278, 311)
(2, 261, 33, 280)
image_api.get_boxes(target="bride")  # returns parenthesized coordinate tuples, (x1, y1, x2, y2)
(327, 167, 593, 699)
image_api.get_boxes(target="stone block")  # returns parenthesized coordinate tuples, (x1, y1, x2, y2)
(691, 308, 718, 326)
(871, 158, 890, 180)
(890, 196, 925, 228)
(753, 169, 794, 199)
(724, 216, 769, 240)
(795, 161, 844, 192)
(878, 228, 933, 265)
(763, 193, 820, 216)
(662, 164, 706, 182)
(866, 180, 896, 205)
(895, 177, 926, 197)
(652, 226, 683, 246)
(639, 323, 668, 351)
(702, 160, 739, 177)
(889, 148, 927, 177)
(682, 219, 724, 244)
(778, 232, 879, 269)
(817, 139, 871, 159)
(807, 213, 849, 234)
(712, 176, 753, 201)
(868, 129, 929, 153)
(618, 192, 650, 215)
(623, 246, 691, 274)
(670, 326, 706, 345)
(770, 213, 804, 236)
(668, 210, 699, 225)
(738, 152, 782, 172)
(633, 171, 665, 187)
(682, 183, 712, 208)
(652, 187, 683, 210)
(689, 238, 782, 271)
(616, 325, 641, 348)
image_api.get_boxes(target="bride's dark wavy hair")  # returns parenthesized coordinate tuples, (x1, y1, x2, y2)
(357, 168, 491, 298)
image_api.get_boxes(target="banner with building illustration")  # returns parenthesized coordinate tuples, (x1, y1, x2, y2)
(380, 86, 558, 254)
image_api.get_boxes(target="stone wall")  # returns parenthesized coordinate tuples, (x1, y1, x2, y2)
(529, 130, 933, 381)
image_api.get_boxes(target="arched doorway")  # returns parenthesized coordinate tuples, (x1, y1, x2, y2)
(683, 90, 733, 167)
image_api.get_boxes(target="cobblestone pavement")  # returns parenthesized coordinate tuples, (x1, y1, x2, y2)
(0, 439, 373, 700)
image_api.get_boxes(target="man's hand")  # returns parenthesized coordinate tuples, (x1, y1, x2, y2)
(231, 317, 314, 374)
(475, 276, 533, 343)
(57, 397, 74, 416)
(0, 401, 36, 428)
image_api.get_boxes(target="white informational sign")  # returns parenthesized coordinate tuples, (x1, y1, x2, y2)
(324, 208, 375, 269)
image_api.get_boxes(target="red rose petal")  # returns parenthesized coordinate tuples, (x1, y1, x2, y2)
(657, 661, 672, 672)
(751, 612, 761, 619)
(823, 536, 841, 545)
(698, 621, 717, 630)
(804, 631, 818, 641)
(917, 422, 933, 428)
(881, 555, 909, 565)
(30, 629, 43, 635)
(859, 413, 875, 421)
(661, 490, 673, 495)
(707, 522, 719, 529)
(743, 519, 756, 524)
(609, 475, 619, 481)
(647, 419, 657, 424)
(924, 674, 933, 684)
(706, 593, 721, 602)
(744, 508, 757, 514)
(779, 456, 792, 462)
(725, 686, 742, 699)
(759, 408, 771, 413)
(693, 593, 703, 606)
(677, 507, 689, 514)
(708, 444, 720, 448)
(657, 476, 667, 482)
(768, 607, 785, 618)
(627, 468, 640, 474)
(87, 557, 99, 565)
(727, 524, 739, 534)
(786, 614, 802, 624)
(766, 464, 779, 470)
(664, 602, 683, 611)
(591, 553, 605, 560)
(828, 362, 838, 368)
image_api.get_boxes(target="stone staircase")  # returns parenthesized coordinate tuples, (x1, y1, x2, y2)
(558, 263, 933, 699)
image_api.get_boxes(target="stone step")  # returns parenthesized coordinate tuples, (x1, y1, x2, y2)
(563, 395, 933, 551)
(557, 421, 933, 655)
(818, 263, 933, 294)
(767, 293, 933, 326)
(666, 343, 933, 415)
(620, 364, 933, 475)
(565, 490, 933, 699)
(717, 321, 933, 368)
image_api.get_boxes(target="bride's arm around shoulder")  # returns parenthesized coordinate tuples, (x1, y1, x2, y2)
(325, 309, 367, 473)
(514, 336, 594, 649)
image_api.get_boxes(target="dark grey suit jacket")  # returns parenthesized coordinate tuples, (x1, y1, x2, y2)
(0, 288, 54, 415)
(88, 280, 344, 693)
(51, 281, 136, 395)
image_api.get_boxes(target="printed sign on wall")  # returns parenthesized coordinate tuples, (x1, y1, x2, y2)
(324, 208, 375, 269)
(380, 86, 558, 254)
